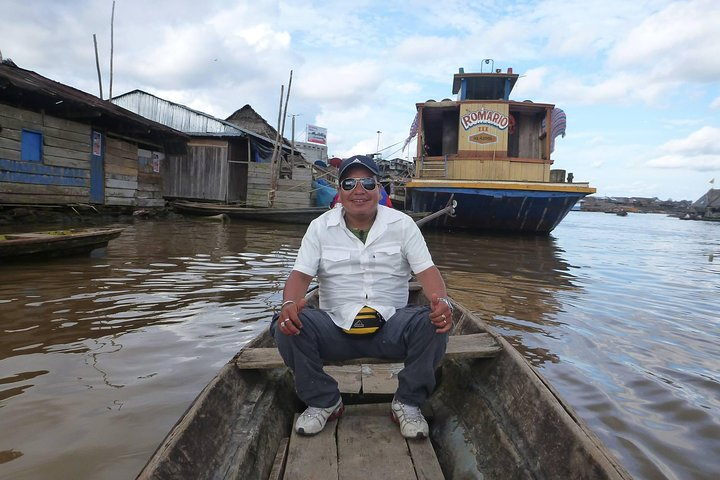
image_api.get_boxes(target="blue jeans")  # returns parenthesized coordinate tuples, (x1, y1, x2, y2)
(271, 305, 448, 408)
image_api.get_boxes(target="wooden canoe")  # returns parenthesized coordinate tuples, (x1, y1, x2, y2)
(137, 286, 632, 480)
(172, 200, 436, 227)
(171, 200, 328, 224)
(0, 227, 123, 260)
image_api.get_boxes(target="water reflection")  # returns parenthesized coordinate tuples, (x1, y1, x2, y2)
(0, 219, 309, 479)
(1, 221, 305, 358)
(1, 214, 719, 480)
(426, 231, 579, 366)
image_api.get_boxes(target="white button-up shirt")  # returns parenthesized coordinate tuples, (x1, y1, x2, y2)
(293, 205, 435, 330)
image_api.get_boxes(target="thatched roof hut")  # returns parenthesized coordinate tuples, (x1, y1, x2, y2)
(692, 188, 720, 219)
(226, 105, 290, 147)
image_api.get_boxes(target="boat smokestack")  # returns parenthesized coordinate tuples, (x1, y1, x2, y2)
(508, 67, 513, 74)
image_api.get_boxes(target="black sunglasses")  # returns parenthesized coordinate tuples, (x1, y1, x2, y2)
(340, 177, 378, 191)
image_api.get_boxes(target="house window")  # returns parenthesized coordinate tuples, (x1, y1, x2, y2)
(21, 129, 43, 162)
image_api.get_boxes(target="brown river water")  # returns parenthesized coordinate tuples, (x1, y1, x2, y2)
(0, 212, 718, 479)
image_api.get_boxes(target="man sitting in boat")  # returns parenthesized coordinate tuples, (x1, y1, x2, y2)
(273, 154, 452, 439)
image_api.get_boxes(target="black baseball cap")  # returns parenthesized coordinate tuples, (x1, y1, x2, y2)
(338, 155, 380, 179)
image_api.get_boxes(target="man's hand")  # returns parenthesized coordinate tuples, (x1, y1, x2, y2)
(429, 293, 453, 333)
(278, 298, 307, 336)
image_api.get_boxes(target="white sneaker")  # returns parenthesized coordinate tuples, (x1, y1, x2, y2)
(391, 398, 429, 439)
(295, 398, 344, 436)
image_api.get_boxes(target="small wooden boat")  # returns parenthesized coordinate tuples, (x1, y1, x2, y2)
(0, 227, 123, 260)
(171, 200, 328, 224)
(138, 286, 631, 479)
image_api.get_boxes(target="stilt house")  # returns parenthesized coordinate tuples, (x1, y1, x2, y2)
(0, 63, 187, 208)
(112, 92, 315, 208)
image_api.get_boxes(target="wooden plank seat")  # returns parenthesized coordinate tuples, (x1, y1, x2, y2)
(236, 333, 501, 394)
(270, 404, 444, 480)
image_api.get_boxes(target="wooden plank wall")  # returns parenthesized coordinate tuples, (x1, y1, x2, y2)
(0, 103, 173, 207)
(446, 158, 547, 182)
(137, 148, 165, 207)
(163, 141, 228, 201)
(227, 140, 249, 203)
(246, 163, 313, 207)
(509, 161, 549, 182)
(0, 103, 91, 204)
(105, 136, 138, 206)
(516, 112, 543, 160)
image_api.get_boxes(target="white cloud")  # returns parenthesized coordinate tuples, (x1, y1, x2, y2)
(393, 35, 465, 74)
(510, 67, 548, 100)
(646, 127, 720, 170)
(646, 154, 720, 171)
(500, 0, 720, 106)
(662, 118, 705, 129)
(1, 0, 719, 201)
(295, 61, 383, 106)
(663, 127, 720, 155)
(608, 0, 720, 83)
(392, 82, 423, 96)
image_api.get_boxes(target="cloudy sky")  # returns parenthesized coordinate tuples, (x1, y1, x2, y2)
(1, 0, 718, 201)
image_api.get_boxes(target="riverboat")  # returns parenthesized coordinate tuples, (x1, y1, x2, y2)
(404, 64, 595, 234)
(138, 285, 631, 480)
(0, 227, 123, 260)
(171, 200, 328, 225)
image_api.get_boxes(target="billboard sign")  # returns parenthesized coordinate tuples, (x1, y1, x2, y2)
(307, 125, 327, 145)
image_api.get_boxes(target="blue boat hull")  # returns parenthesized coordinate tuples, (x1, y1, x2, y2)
(408, 187, 586, 234)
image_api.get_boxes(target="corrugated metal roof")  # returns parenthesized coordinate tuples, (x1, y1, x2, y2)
(112, 90, 282, 147)
(112, 90, 240, 134)
(0, 64, 188, 145)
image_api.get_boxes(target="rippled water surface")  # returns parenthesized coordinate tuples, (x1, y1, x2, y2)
(1, 212, 718, 479)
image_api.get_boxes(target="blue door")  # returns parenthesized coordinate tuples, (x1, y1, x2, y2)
(90, 130, 104, 204)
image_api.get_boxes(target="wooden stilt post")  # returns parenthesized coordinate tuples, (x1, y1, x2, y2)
(269, 70, 293, 207)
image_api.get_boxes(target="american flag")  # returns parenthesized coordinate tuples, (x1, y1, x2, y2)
(402, 113, 419, 151)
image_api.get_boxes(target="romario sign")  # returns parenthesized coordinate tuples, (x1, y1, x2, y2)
(461, 108, 510, 131)
(459, 103, 510, 149)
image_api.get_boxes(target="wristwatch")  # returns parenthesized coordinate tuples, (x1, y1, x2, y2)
(438, 297, 454, 313)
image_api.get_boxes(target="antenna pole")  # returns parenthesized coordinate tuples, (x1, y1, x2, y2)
(93, 34, 104, 99)
(109, 1, 115, 100)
